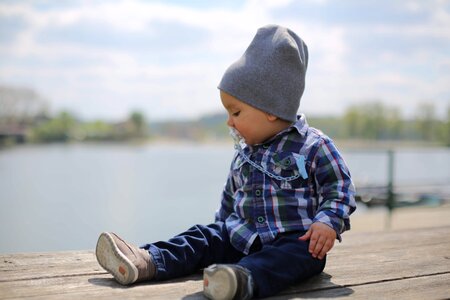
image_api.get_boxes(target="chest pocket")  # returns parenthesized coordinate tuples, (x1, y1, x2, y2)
(268, 153, 309, 190)
(272, 152, 296, 168)
(269, 152, 309, 181)
(231, 151, 309, 188)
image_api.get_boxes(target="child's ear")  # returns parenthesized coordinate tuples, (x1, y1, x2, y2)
(267, 114, 278, 122)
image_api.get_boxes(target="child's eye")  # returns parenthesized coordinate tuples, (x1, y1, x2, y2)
(232, 111, 240, 117)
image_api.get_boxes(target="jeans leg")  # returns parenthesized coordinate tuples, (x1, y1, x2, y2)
(141, 222, 244, 280)
(238, 232, 326, 298)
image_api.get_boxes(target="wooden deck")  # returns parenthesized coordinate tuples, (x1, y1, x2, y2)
(1, 226, 449, 299)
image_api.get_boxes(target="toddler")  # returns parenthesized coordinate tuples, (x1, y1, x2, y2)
(96, 24, 356, 299)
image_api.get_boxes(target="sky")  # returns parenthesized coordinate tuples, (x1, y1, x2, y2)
(1, 0, 449, 121)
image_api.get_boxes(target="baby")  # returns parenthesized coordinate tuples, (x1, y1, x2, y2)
(96, 24, 356, 299)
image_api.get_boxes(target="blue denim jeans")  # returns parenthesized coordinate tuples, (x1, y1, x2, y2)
(141, 222, 325, 298)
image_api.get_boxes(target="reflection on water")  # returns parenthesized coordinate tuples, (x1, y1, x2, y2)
(0, 143, 449, 253)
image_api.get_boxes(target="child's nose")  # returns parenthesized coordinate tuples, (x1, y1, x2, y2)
(227, 116, 234, 127)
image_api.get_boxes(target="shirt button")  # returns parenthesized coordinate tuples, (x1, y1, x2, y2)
(257, 216, 265, 223)
(255, 189, 262, 197)
(263, 144, 269, 149)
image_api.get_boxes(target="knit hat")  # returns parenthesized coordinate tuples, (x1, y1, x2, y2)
(218, 25, 308, 122)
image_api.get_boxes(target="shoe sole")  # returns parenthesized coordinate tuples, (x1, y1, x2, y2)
(95, 232, 138, 285)
(203, 265, 237, 300)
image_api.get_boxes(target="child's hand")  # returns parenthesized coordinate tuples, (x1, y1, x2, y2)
(299, 222, 336, 260)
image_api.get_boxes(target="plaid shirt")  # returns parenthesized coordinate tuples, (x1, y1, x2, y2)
(215, 115, 357, 254)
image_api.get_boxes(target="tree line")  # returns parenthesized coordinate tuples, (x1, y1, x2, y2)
(308, 102, 449, 145)
(151, 102, 449, 146)
(27, 111, 148, 143)
(0, 86, 448, 146)
(0, 86, 148, 144)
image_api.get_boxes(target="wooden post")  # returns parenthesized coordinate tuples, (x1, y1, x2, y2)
(385, 149, 395, 229)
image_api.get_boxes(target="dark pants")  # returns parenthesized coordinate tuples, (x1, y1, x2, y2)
(141, 222, 325, 298)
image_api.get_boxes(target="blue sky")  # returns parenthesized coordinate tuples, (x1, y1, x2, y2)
(0, 0, 449, 121)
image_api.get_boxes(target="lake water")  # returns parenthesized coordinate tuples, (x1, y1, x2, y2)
(1, 143, 449, 253)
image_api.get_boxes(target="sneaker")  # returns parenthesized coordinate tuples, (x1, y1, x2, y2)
(95, 232, 155, 285)
(203, 264, 254, 300)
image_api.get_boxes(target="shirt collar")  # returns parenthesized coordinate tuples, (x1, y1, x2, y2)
(291, 114, 308, 137)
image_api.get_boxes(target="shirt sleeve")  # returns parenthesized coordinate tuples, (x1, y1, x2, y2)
(312, 138, 357, 240)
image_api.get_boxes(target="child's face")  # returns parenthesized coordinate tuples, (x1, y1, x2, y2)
(220, 91, 280, 146)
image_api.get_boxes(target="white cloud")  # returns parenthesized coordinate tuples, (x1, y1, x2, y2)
(0, 0, 448, 120)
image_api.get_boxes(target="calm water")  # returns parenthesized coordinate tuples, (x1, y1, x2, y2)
(1, 143, 449, 253)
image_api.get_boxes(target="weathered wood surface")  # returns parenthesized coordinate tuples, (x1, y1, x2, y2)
(1, 226, 449, 299)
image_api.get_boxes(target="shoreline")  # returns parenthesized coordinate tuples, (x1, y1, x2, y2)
(2, 137, 448, 150)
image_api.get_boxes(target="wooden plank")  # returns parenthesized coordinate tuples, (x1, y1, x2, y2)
(1, 271, 449, 300)
(0, 251, 105, 282)
(275, 229, 450, 295)
(0, 274, 204, 300)
(313, 228, 450, 288)
(2, 226, 449, 283)
(2, 226, 448, 287)
(268, 273, 450, 300)
(0, 226, 449, 299)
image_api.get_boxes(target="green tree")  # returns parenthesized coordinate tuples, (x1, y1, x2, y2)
(385, 107, 403, 139)
(447, 106, 450, 146)
(364, 102, 386, 139)
(81, 120, 115, 141)
(343, 102, 388, 139)
(30, 111, 77, 142)
(438, 106, 450, 146)
(415, 102, 436, 141)
(342, 101, 409, 140)
(128, 111, 148, 138)
(343, 107, 364, 138)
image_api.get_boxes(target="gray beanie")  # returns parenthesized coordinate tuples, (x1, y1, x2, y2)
(218, 24, 308, 122)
